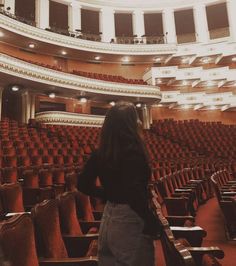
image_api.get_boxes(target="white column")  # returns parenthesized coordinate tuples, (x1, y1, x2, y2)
(142, 104, 150, 129)
(4, 0, 15, 14)
(133, 9, 145, 38)
(21, 91, 30, 123)
(100, 7, 115, 43)
(193, 3, 209, 43)
(227, 0, 236, 41)
(0, 87, 4, 120)
(30, 94, 36, 119)
(68, 2, 81, 32)
(149, 107, 153, 125)
(163, 8, 176, 44)
(35, 0, 49, 29)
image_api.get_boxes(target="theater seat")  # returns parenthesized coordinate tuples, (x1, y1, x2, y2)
(31, 199, 98, 262)
(58, 192, 98, 256)
(0, 214, 39, 266)
(0, 183, 24, 214)
(0, 213, 98, 266)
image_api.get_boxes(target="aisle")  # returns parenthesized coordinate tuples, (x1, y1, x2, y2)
(195, 197, 236, 266)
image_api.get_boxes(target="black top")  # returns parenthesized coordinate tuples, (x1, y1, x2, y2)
(77, 149, 159, 236)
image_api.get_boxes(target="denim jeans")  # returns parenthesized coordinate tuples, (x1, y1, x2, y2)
(98, 201, 155, 266)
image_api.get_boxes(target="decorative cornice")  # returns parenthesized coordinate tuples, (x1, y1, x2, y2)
(77, 0, 224, 9)
(0, 14, 176, 55)
(35, 111, 104, 127)
(0, 53, 161, 99)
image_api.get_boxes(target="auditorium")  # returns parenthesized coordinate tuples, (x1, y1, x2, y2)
(0, 0, 235, 265)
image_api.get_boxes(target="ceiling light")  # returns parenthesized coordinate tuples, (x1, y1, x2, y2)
(157, 104, 163, 107)
(61, 51, 67, 55)
(28, 43, 35, 48)
(209, 105, 217, 110)
(181, 57, 189, 64)
(80, 97, 87, 103)
(182, 80, 188, 86)
(0, 31, 4, 37)
(154, 57, 161, 62)
(206, 81, 214, 86)
(156, 79, 162, 84)
(11, 85, 19, 92)
(181, 104, 191, 109)
(136, 103, 142, 108)
(49, 93, 56, 98)
(109, 101, 115, 106)
(95, 56, 100, 60)
(122, 57, 129, 62)
(232, 57, 236, 62)
(201, 57, 211, 64)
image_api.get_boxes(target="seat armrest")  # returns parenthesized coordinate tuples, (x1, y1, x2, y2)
(79, 221, 101, 234)
(189, 180, 203, 183)
(5, 211, 31, 218)
(222, 191, 236, 195)
(175, 189, 193, 192)
(39, 256, 98, 266)
(63, 235, 98, 257)
(187, 247, 224, 265)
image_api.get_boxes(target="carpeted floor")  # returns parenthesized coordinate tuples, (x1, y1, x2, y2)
(195, 197, 236, 266)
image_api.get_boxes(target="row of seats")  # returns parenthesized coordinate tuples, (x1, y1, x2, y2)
(150, 186, 224, 266)
(0, 194, 99, 266)
(151, 119, 236, 159)
(72, 70, 148, 85)
(0, 166, 224, 266)
(211, 170, 236, 240)
(152, 168, 210, 217)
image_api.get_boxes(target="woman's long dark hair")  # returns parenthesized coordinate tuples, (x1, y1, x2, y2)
(98, 101, 149, 166)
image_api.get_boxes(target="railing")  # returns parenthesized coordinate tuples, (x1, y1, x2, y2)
(177, 33, 196, 44)
(0, 13, 176, 55)
(209, 27, 230, 40)
(0, 8, 36, 26)
(35, 111, 104, 127)
(0, 53, 161, 99)
(115, 35, 166, 44)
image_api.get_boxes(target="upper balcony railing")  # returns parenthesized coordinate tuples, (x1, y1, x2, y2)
(209, 27, 230, 40)
(177, 33, 196, 44)
(0, 53, 161, 100)
(0, 7, 233, 57)
(0, 12, 176, 55)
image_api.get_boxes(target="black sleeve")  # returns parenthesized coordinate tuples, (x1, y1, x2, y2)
(77, 152, 106, 199)
(124, 155, 160, 237)
(124, 154, 151, 220)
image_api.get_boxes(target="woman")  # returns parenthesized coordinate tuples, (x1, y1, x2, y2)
(77, 101, 159, 266)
